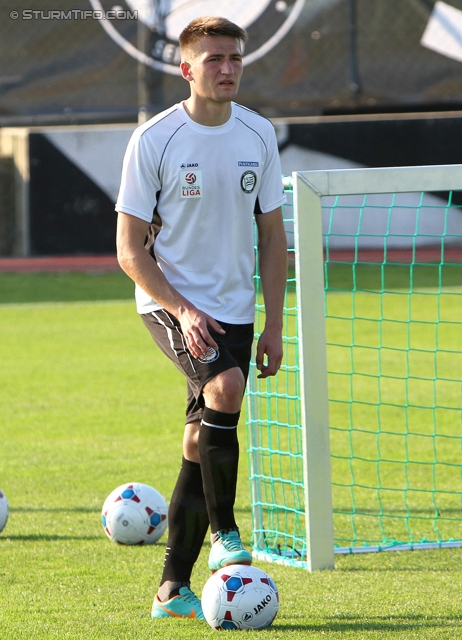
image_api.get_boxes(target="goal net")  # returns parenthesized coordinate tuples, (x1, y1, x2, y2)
(246, 165, 462, 570)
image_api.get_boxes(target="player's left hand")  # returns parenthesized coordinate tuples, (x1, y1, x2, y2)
(255, 326, 283, 378)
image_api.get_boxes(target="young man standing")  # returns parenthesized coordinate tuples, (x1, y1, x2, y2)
(116, 16, 287, 621)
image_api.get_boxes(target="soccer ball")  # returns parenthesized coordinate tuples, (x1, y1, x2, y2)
(101, 482, 168, 545)
(0, 490, 9, 533)
(201, 564, 279, 630)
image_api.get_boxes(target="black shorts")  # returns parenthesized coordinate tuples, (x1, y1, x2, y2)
(141, 310, 254, 424)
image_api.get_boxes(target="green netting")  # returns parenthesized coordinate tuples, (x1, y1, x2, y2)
(246, 182, 462, 567)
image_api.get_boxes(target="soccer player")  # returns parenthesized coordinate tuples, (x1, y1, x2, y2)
(116, 15, 287, 621)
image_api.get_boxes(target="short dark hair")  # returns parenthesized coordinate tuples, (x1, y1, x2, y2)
(179, 16, 248, 59)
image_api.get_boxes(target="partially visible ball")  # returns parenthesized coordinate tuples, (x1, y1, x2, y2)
(0, 490, 9, 534)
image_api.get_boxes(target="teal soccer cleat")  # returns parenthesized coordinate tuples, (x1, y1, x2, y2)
(151, 586, 205, 620)
(208, 530, 253, 572)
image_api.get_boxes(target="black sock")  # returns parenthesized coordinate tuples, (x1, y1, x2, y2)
(160, 457, 209, 586)
(198, 407, 240, 534)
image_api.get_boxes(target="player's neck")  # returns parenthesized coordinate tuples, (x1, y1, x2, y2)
(183, 97, 232, 127)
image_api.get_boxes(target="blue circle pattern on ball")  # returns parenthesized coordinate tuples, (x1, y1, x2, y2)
(149, 512, 162, 526)
(225, 576, 244, 593)
(121, 488, 136, 499)
(221, 620, 238, 630)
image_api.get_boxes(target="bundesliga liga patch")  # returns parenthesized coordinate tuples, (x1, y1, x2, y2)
(180, 170, 202, 198)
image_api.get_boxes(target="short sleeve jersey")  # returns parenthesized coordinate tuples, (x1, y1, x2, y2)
(115, 101, 286, 323)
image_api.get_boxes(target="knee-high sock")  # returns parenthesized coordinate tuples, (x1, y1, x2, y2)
(160, 456, 209, 585)
(198, 407, 240, 534)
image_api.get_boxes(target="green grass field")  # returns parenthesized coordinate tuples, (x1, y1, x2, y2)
(0, 271, 461, 639)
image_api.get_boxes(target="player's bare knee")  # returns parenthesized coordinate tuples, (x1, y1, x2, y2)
(203, 368, 245, 409)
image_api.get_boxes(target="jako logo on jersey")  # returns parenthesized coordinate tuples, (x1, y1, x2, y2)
(180, 169, 202, 198)
(89, 0, 305, 75)
(241, 171, 257, 194)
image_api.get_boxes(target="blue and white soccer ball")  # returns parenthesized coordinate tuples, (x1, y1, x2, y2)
(201, 564, 279, 630)
(101, 482, 168, 545)
(0, 490, 8, 534)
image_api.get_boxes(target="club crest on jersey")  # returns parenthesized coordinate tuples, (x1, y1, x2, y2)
(180, 170, 202, 198)
(198, 347, 219, 364)
(241, 171, 257, 194)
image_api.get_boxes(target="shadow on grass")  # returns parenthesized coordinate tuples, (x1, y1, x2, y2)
(3, 506, 170, 544)
(273, 613, 462, 633)
(1, 532, 168, 544)
(10, 507, 101, 513)
(325, 263, 462, 292)
(0, 534, 102, 541)
(0, 272, 134, 305)
(339, 566, 461, 574)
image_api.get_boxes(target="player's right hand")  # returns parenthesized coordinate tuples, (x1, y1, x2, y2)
(177, 306, 225, 360)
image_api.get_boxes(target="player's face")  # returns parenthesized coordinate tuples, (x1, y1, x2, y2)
(182, 36, 244, 104)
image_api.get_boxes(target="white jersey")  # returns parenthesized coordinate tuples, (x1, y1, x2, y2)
(116, 101, 286, 323)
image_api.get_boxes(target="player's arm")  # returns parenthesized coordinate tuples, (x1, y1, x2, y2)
(254, 206, 288, 378)
(116, 211, 225, 358)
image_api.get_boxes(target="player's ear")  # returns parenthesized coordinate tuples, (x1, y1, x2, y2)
(180, 61, 193, 81)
